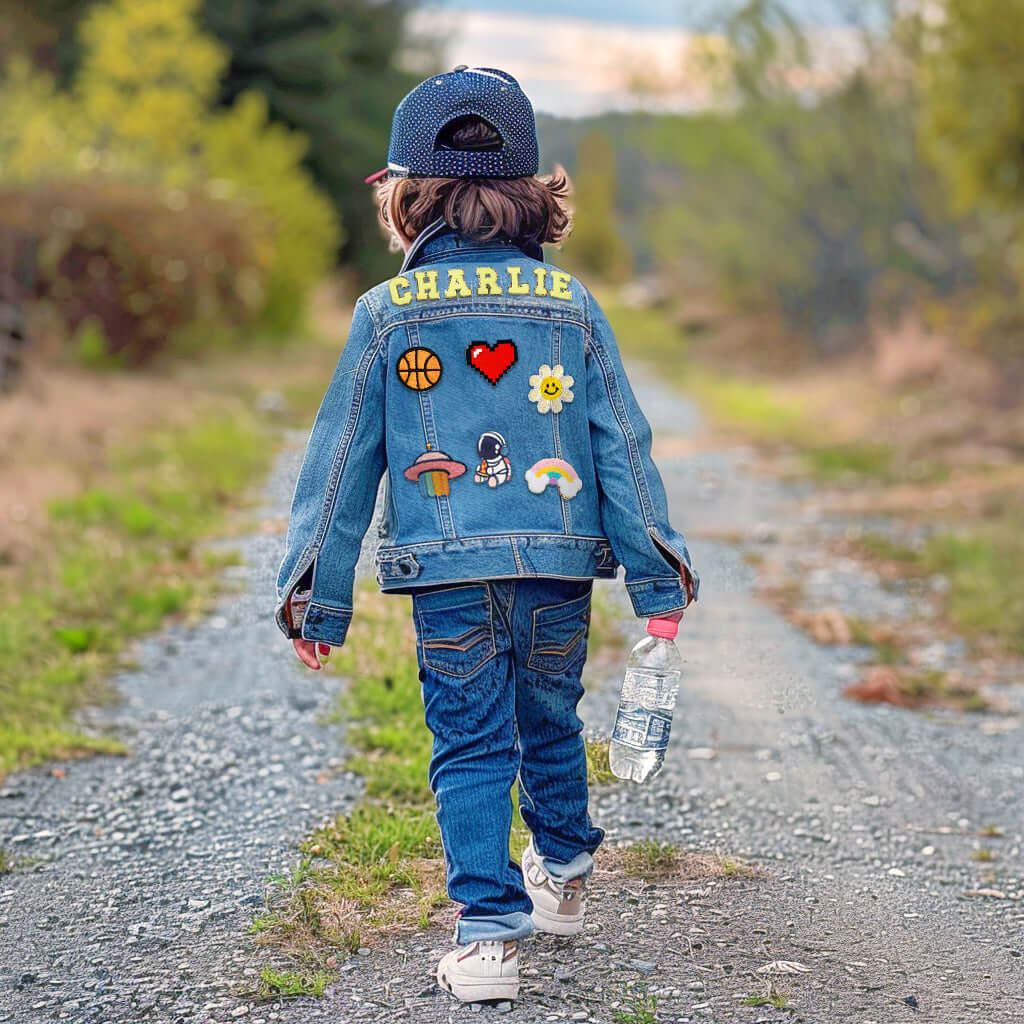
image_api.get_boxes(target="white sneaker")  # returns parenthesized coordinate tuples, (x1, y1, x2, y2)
(522, 839, 587, 936)
(435, 940, 519, 1002)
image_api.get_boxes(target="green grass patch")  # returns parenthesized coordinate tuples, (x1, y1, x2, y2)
(743, 992, 788, 1009)
(586, 738, 615, 785)
(256, 967, 331, 1000)
(251, 587, 448, 968)
(921, 524, 1024, 655)
(0, 413, 273, 780)
(614, 987, 660, 1024)
(0, 849, 11, 875)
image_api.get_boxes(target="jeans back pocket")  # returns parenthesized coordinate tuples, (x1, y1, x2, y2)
(413, 584, 497, 679)
(527, 586, 592, 676)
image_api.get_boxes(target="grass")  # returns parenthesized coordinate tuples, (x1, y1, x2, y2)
(743, 992, 788, 1009)
(256, 967, 331, 1000)
(613, 987, 659, 1024)
(0, 850, 11, 875)
(854, 519, 1024, 655)
(0, 413, 274, 780)
(613, 839, 756, 883)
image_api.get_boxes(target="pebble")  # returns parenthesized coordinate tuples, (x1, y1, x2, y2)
(631, 960, 658, 974)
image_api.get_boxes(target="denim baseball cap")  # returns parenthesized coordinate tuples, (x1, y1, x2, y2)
(364, 66, 539, 184)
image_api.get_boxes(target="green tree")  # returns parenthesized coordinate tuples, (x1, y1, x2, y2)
(920, 0, 1024, 214)
(564, 131, 632, 283)
(201, 0, 422, 283)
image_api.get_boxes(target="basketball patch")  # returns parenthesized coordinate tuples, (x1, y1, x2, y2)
(396, 347, 442, 390)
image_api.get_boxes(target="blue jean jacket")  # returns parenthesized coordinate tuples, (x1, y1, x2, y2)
(275, 221, 699, 646)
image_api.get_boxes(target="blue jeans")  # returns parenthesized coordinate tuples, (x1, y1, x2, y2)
(412, 578, 605, 944)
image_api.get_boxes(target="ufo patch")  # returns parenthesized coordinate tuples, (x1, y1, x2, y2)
(404, 446, 467, 497)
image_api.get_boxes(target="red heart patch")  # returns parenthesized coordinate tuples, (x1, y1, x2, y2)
(466, 340, 518, 386)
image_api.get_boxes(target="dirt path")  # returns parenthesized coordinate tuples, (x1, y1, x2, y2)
(1, 373, 1021, 1024)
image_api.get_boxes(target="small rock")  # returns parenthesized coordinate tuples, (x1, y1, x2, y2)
(904, 995, 919, 1010)
(231, 1007, 250, 1018)
(554, 968, 573, 982)
(888, 868, 906, 878)
(169, 788, 191, 802)
(630, 960, 657, 974)
(357, 947, 371, 956)
(187, 898, 210, 911)
(764, 772, 782, 783)
(688, 747, 717, 760)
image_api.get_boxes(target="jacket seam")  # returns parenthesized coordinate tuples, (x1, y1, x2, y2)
(586, 334, 655, 526)
(377, 533, 612, 550)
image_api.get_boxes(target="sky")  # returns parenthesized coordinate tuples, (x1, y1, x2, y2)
(412, 1, 860, 117)
(429, 0, 847, 27)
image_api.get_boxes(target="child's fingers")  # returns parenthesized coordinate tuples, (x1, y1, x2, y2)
(292, 638, 321, 670)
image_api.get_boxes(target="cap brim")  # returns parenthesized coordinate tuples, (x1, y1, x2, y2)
(364, 168, 389, 185)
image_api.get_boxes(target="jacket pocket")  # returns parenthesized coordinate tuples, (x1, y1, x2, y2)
(527, 584, 592, 676)
(414, 584, 497, 679)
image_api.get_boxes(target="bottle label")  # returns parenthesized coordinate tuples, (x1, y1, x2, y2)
(611, 708, 673, 752)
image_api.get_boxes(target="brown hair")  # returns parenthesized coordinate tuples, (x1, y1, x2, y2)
(375, 118, 573, 252)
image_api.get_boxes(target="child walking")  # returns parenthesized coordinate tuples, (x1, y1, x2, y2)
(275, 67, 698, 1004)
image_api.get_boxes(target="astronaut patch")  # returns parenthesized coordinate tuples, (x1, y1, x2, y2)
(473, 431, 512, 487)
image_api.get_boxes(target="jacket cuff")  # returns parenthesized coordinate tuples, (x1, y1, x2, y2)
(625, 576, 689, 618)
(299, 602, 352, 647)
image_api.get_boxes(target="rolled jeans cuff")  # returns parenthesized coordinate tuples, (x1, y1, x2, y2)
(456, 911, 534, 944)
(541, 849, 594, 882)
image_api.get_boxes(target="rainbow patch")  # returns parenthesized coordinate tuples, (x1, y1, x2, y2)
(524, 458, 583, 499)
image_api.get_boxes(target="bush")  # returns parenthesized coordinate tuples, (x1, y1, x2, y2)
(0, 181, 270, 363)
(0, 0, 338, 359)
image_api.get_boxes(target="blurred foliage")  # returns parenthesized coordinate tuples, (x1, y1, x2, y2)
(0, 0, 338, 359)
(0, 0, 424, 286)
(546, 1, 1024, 361)
(563, 133, 632, 283)
(918, 0, 1024, 358)
(0, 182, 269, 364)
(201, 0, 422, 285)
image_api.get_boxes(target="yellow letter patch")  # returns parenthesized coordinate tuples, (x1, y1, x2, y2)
(389, 276, 412, 306)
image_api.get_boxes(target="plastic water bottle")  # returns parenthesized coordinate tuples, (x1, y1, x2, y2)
(609, 618, 682, 783)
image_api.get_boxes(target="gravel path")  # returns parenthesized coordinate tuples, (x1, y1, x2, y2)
(1, 373, 1021, 1024)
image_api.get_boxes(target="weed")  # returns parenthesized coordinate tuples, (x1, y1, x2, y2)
(586, 738, 616, 786)
(978, 824, 1005, 838)
(743, 992, 788, 1009)
(973, 848, 996, 862)
(614, 986, 659, 1024)
(256, 967, 331, 1000)
(721, 859, 756, 878)
(0, 849, 11, 875)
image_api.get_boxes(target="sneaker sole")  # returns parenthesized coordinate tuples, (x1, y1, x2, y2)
(530, 903, 585, 936)
(437, 970, 519, 1002)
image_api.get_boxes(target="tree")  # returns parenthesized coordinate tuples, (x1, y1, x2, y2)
(564, 132, 632, 283)
(920, 0, 1024, 215)
(201, 0, 422, 283)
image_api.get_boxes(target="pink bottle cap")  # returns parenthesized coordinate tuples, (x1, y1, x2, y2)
(647, 616, 680, 640)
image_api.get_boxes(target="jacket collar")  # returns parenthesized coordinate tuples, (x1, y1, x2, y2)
(400, 217, 543, 274)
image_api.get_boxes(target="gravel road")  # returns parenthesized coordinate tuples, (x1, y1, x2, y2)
(1, 372, 1021, 1024)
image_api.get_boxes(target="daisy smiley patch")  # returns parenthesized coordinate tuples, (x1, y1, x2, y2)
(528, 364, 574, 414)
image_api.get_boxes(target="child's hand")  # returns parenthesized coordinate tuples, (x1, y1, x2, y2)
(292, 638, 332, 670)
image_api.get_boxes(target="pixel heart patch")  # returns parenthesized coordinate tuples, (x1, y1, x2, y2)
(466, 340, 518, 385)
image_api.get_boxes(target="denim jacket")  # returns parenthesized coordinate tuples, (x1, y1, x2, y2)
(275, 220, 699, 646)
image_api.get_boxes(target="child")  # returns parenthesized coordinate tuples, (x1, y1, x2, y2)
(275, 66, 698, 1004)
